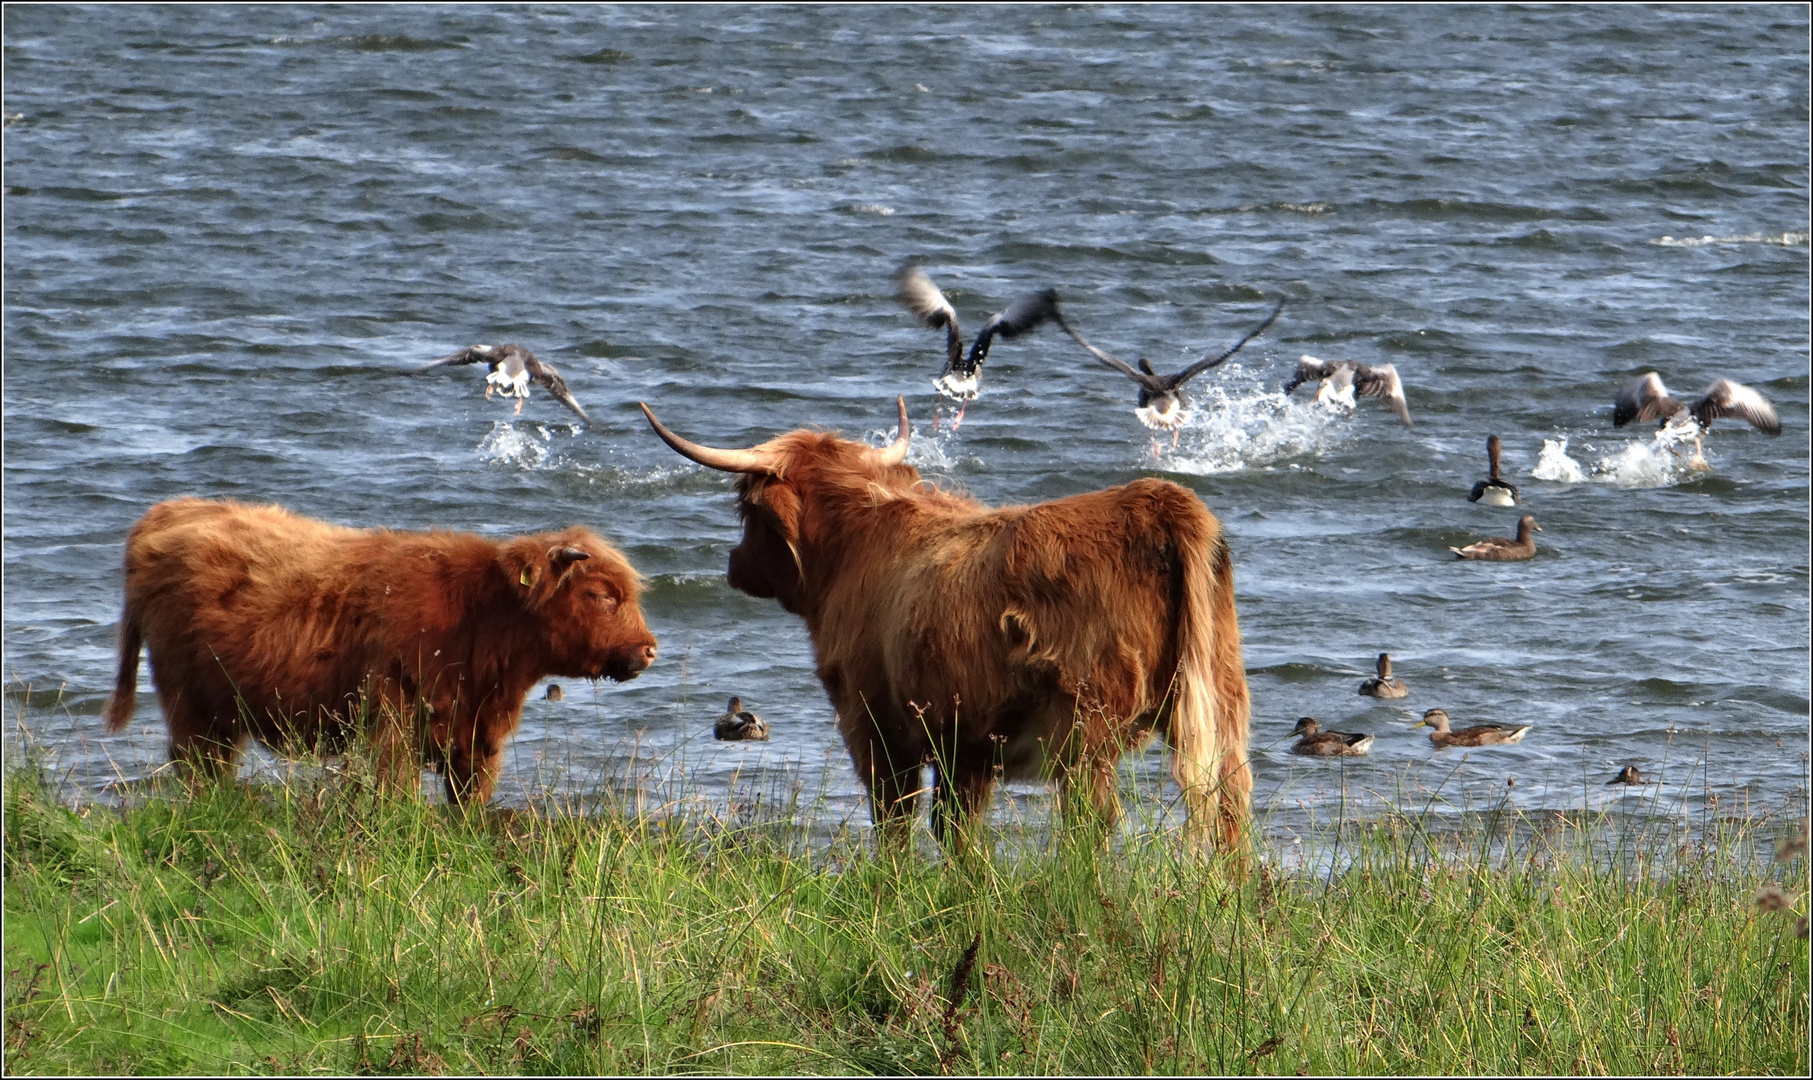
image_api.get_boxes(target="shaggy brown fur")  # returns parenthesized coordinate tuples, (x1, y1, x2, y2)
(105, 497, 657, 805)
(648, 409, 1251, 849)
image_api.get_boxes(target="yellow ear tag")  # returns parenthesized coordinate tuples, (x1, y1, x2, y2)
(520, 568, 534, 587)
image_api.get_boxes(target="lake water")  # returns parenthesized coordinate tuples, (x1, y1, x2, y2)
(4, 5, 1808, 837)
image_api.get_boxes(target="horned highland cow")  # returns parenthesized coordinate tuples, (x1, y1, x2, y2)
(641, 398, 1250, 848)
(105, 497, 656, 805)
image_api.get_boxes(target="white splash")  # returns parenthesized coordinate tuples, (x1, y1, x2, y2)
(848, 203, 895, 215)
(1531, 438, 1586, 483)
(1529, 426, 1707, 489)
(869, 422, 966, 473)
(1589, 420, 1708, 487)
(1650, 230, 1807, 247)
(1156, 364, 1350, 474)
(477, 421, 555, 470)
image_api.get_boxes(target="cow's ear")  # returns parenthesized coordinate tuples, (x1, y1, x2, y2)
(754, 481, 803, 545)
(498, 539, 548, 601)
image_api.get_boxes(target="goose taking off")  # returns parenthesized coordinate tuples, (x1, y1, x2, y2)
(1612, 373, 1781, 462)
(1413, 708, 1531, 748)
(1284, 355, 1412, 428)
(1451, 515, 1540, 561)
(896, 263, 1062, 431)
(1469, 435, 1520, 506)
(1056, 298, 1283, 452)
(1289, 717, 1374, 757)
(413, 344, 592, 425)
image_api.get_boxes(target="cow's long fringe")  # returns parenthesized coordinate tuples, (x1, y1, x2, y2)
(105, 598, 142, 733)
(1169, 522, 1251, 848)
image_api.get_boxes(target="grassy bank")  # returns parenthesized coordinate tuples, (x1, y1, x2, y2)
(3, 757, 1807, 1076)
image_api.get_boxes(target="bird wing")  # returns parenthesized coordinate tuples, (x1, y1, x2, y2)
(522, 353, 593, 424)
(1355, 363, 1412, 427)
(1059, 316, 1157, 389)
(1613, 372, 1672, 426)
(965, 288, 1061, 367)
(1168, 299, 1285, 389)
(896, 263, 964, 373)
(411, 345, 493, 374)
(1694, 379, 1781, 435)
(1283, 354, 1332, 394)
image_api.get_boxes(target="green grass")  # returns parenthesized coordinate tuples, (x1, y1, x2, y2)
(3, 751, 1807, 1076)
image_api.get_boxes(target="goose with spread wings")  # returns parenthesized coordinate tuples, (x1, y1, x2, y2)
(1284, 355, 1412, 428)
(1614, 373, 1780, 434)
(1058, 299, 1284, 451)
(412, 344, 592, 425)
(896, 263, 1062, 431)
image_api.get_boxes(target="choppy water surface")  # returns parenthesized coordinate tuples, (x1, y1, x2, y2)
(5, 6, 1808, 836)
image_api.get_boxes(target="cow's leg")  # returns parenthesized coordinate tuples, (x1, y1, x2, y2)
(367, 702, 420, 797)
(166, 697, 244, 787)
(847, 731, 920, 845)
(442, 725, 501, 809)
(931, 763, 994, 852)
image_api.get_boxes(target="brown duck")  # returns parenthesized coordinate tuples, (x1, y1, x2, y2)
(1357, 652, 1408, 699)
(713, 697, 769, 742)
(1451, 515, 1539, 561)
(1413, 708, 1530, 748)
(1289, 717, 1375, 757)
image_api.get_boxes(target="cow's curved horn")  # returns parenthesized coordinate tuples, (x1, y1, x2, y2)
(870, 395, 911, 467)
(638, 402, 775, 474)
(550, 546, 590, 570)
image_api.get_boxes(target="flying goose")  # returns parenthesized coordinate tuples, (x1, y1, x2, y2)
(1468, 435, 1520, 506)
(1284, 355, 1412, 428)
(1450, 515, 1539, 561)
(1412, 708, 1530, 748)
(896, 263, 1062, 431)
(1055, 299, 1284, 452)
(1357, 652, 1409, 699)
(1289, 717, 1375, 757)
(713, 696, 769, 742)
(412, 344, 592, 424)
(1613, 373, 1781, 435)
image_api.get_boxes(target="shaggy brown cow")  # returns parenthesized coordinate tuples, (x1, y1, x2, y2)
(641, 398, 1250, 848)
(104, 497, 657, 805)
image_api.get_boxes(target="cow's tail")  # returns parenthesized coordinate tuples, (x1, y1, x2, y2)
(104, 597, 143, 733)
(1169, 514, 1251, 850)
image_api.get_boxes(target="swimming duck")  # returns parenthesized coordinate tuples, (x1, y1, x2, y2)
(1450, 515, 1539, 561)
(713, 696, 769, 742)
(1412, 708, 1530, 748)
(1289, 716, 1375, 756)
(1606, 765, 1652, 786)
(412, 343, 592, 424)
(1468, 435, 1520, 506)
(896, 262, 1062, 431)
(1056, 299, 1284, 452)
(1284, 355, 1412, 428)
(544, 684, 563, 702)
(1357, 653, 1409, 699)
